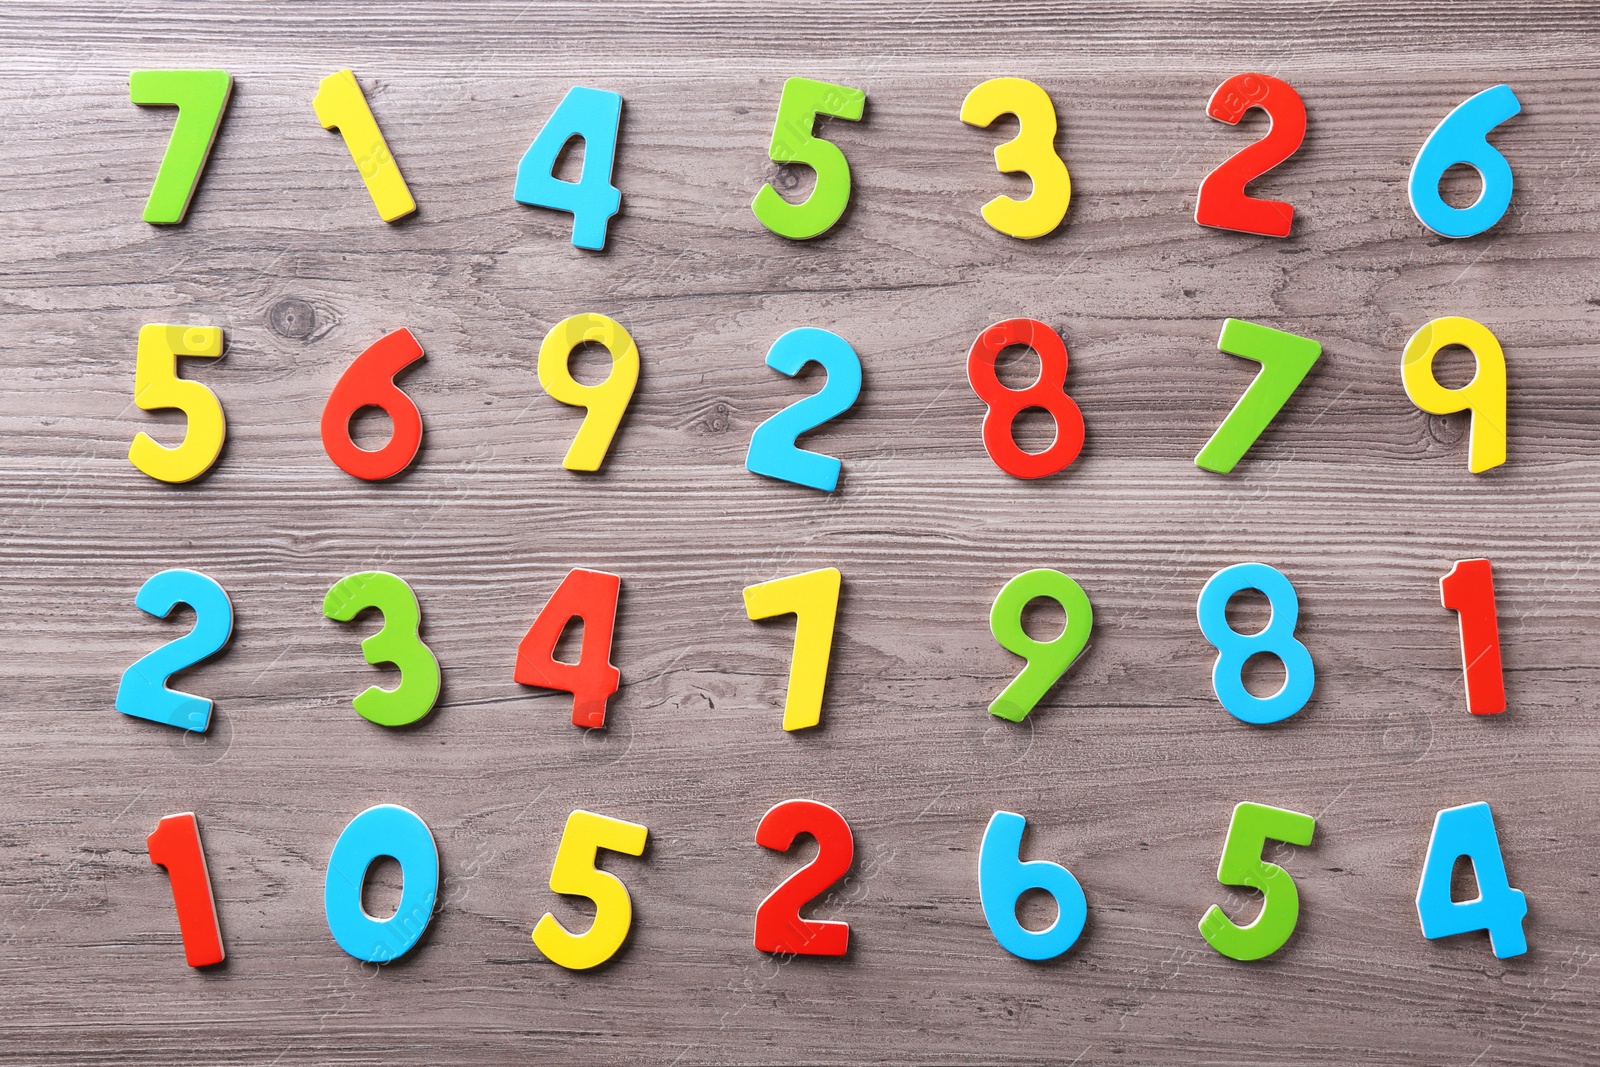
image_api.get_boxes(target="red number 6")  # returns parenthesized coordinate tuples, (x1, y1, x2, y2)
(320, 327, 426, 481)
(965, 318, 1085, 479)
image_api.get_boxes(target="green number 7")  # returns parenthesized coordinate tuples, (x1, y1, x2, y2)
(1194, 318, 1321, 473)
(129, 70, 234, 224)
(1199, 801, 1316, 961)
(751, 77, 866, 240)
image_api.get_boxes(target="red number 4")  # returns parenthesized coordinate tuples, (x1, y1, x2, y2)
(514, 568, 622, 729)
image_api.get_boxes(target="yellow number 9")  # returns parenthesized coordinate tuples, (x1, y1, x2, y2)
(1401, 316, 1507, 474)
(537, 313, 639, 472)
(960, 77, 1071, 240)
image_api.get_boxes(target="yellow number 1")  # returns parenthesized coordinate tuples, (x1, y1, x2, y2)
(960, 77, 1071, 239)
(312, 69, 416, 222)
(1402, 316, 1508, 474)
(128, 324, 226, 484)
(743, 567, 842, 731)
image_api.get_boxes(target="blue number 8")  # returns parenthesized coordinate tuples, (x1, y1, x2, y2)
(1197, 562, 1314, 725)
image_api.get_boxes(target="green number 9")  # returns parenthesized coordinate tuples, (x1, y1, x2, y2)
(987, 568, 1093, 723)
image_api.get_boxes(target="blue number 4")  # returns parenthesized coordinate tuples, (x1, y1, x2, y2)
(115, 568, 234, 732)
(514, 86, 623, 251)
(745, 328, 862, 492)
(1416, 801, 1528, 959)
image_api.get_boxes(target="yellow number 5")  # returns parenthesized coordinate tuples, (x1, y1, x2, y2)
(1402, 316, 1508, 474)
(960, 78, 1070, 239)
(129, 324, 226, 483)
(532, 810, 648, 970)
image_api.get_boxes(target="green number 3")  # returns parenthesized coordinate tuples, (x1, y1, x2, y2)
(323, 571, 441, 727)
(751, 77, 866, 240)
(1199, 801, 1316, 961)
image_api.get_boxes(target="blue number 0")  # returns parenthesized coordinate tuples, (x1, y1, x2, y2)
(1196, 562, 1314, 725)
(745, 328, 862, 492)
(513, 86, 623, 251)
(1408, 84, 1521, 239)
(324, 803, 439, 963)
(115, 568, 233, 733)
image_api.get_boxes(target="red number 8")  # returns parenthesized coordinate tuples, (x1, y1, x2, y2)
(966, 318, 1085, 479)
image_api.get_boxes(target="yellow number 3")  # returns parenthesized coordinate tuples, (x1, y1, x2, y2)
(1402, 316, 1508, 474)
(129, 324, 226, 483)
(960, 77, 1071, 240)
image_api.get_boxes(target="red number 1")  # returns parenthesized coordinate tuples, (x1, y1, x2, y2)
(146, 812, 225, 967)
(1440, 558, 1506, 716)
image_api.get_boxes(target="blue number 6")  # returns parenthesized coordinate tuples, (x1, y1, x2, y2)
(745, 328, 862, 492)
(978, 810, 1088, 961)
(1408, 84, 1521, 239)
(115, 568, 234, 732)
(1197, 562, 1314, 725)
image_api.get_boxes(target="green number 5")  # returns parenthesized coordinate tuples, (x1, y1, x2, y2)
(1199, 801, 1316, 961)
(751, 77, 866, 240)
(1194, 318, 1321, 474)
(323, 571, 441, 727)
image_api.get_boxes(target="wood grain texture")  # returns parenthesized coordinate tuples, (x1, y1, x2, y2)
(3, 1, 1600, 1062)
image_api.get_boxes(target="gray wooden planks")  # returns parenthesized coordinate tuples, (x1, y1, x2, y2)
(4, 1, 1600, 1063)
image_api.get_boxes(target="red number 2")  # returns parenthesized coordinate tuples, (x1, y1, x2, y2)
(1441, 558, 1506, 715)
(146, 812, 225, 967)
(754, 799, 854, 956)
(1195, 72, 1306, 238)
(966, 318, 1085, 480)
(320, 327, 426, 481)
(514, 568, 622, 729)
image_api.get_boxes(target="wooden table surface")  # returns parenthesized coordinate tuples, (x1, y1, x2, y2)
(5, 1, 1600, 1062)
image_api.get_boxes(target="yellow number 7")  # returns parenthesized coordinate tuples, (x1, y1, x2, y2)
(1401, 316, 1507, 474)
(537, 314, 639, 471)
(743, 567, 842, 731)
(128, 324, 226, 483)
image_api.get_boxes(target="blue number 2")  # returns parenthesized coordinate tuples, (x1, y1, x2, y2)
(513, 86, 623, 251)
(115, 568, 233, 733)
(745, 328, 862, 492)
(1197, 562, 1314, 725)
(1408, 84, 1521, 239)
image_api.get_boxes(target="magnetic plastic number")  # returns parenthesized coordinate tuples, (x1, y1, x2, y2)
(513, 86, 623, 251)
(1401, 317, 1507, 474)
(745, 328, 862, 492)
(1416, 801, 1527, 958)
(755, 799, 853, 957)
(1409, 85, 1521, 239)
(324, 804, 438, 963)
(533, 810, 649, 970)
(514, 568, 622, 729)
(987, 568, 1093, 723)
(312, 68, 416, 222)
(1194, 319, 1321, 474)
(1194, 72, 1306, 238)
(147, 812, 225, 967)
(751, 77, 866, 240)
(966, 318, 1085, 479)
(959, 77, 1070, 239)
(323, 571, 441, 728)
(743, 568, 842, 731)
(128, 323, 226, 484)
(116, 568, 234, 733)
(129, 70, 233, 224)
(537, 314, 639, 471)
(320, 328, 426, 481)
(1197, 562, 1314, 725)
(978, 810, 1087, 961)
(1198, 802, 1315, 961)
(1441, 559, 1505, 716)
